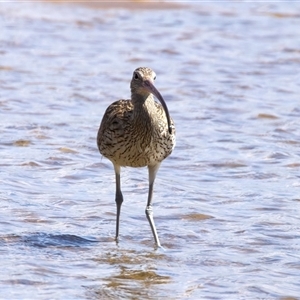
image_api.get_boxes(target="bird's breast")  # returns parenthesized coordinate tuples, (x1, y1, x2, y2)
(97, 99, 175, 168)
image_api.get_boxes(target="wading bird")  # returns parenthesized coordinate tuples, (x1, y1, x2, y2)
(97, 67, 175, 247)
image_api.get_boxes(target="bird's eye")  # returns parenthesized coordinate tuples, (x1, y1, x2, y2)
(134, 73, 139, 80)
(154, 76, 156, 80)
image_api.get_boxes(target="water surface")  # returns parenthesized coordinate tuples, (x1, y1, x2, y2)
(1, 1, 300, 299)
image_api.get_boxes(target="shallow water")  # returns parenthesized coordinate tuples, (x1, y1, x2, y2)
(1, 1, 300, 299)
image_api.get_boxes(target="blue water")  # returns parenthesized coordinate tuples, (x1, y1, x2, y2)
(0, 1, 300, 299)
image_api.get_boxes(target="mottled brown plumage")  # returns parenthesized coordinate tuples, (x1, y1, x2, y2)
(97, 67, 175, 247)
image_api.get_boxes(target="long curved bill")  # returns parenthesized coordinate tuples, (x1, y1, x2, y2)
(144, 79, 173, 134)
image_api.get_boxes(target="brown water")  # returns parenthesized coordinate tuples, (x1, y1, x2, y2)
(1, 1, 300, 299)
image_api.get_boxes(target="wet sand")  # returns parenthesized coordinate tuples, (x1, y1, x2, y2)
(42, 0, 184, 10)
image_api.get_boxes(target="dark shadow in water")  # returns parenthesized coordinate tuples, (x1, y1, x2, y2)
(0, 232, 99, 248)
(22, 233, 99, 248)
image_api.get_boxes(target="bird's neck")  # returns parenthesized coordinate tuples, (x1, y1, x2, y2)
(131, 94, 157, 126)
(131, 90, 151, 102)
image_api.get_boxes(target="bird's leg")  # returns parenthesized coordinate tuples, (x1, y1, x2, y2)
(114, 164, 123, 242)
(146, 163, 161, 247)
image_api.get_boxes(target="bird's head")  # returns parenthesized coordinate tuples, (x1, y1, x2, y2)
(130, 67, 172, 134)
(130, 67, 157, 98)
